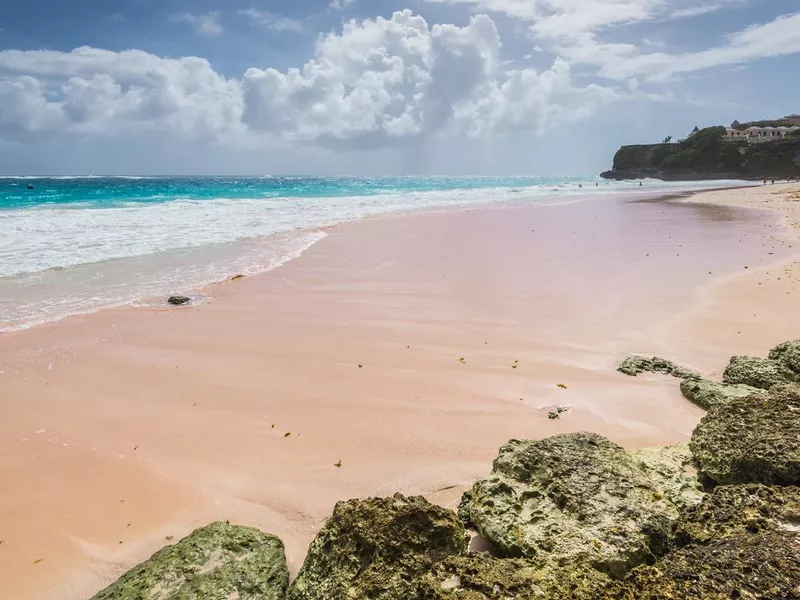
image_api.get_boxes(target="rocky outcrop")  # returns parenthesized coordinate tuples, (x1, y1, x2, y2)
(167, 295, 192, 306)
(679, 378, 766, 411)
(601, 128, 800, 180)
(91, 522, 289, 600)
(627, 445, 704, 510)
(288, 494, 467, 600)
(673, 484, 800, 548)
(617, 356, 699, 380)
(458, 433, 701, 578)
(690, 384, 800, 485)
(722, 355, 797, 389)
(769, 339, 800, 374)
(418, 554, 616, 600)
(618, 531, 800, 599)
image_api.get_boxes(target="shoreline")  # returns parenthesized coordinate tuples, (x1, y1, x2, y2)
(1, 183, 798, 599)
(0, 182, 754, 336)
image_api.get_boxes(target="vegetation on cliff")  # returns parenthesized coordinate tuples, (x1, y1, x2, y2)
(602, 126, 800, 180)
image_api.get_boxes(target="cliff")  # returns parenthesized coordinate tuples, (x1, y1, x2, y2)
(602, 126, 800, 180)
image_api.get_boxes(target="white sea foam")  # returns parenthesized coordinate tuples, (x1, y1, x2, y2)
(0, 179, 749, 331)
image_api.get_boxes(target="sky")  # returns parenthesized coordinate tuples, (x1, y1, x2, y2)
(0, 0, 798, 175)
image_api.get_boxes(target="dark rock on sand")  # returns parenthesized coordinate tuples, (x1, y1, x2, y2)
(769, 339, 800, 374)
(91, 521, 289, 600)
(673, 484, 800, 548)
(722, 355, 796, 389)
(690, 384, 800, 485)
(459, 433, 701, 578)
(167, 295, 192, 306)
(679, 378, 766, 411)
(418, 553, 616, 600)
(617, 356, 699, 380)
(288, 494, 467, 600)
(617, 531, 800, 599)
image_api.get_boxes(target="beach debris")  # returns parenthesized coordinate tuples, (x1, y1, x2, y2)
(133, 445, 139, 451)
(557, 406, 570, 414)
(334, 460, 342, 468)
(284, 432, 292, 438)
(512, 360, 519, 369)
(165, 536, 174, 541)
(230, 274, 245, 281)
(557, 383, 568, 389)
(358, 364, 363, 368)
(167, 295, 191, 306)
(271, 424, 275, 429)
(458, 357, 466, 364)
(33, 558, 44, 565)
(548, 412, 560, 420)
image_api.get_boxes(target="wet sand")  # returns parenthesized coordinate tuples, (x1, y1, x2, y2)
(1, 184, 800, 599)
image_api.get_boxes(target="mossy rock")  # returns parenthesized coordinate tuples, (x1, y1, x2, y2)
(418, 553, 617, 600)
(679, 378, 766, 411)
(617, 356, 699, 380)
(91, 522, 289, 600)
(459, 434, 701, 579)
(674, 484, 800, 548)
(769, 339, 800, 374)
(690, 385, 800, 485)
(288, 494, 467, 600)
(617, 531, 800, 599)
(722, 355, 796, 389)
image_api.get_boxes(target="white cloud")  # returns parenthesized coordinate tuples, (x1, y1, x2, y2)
(0, 48, 244, 140)
(241, 11, 613, 144)
(330, 0, 356, 10)
(424, 0, 742, 39)
(172, 12, 223, 37)
(563, 12, 800, 81)
(238, 9, 304, 33)
(0, 11, 617, 147)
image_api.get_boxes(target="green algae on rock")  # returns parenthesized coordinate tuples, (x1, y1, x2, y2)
(674, 484, 800, 548)
(418, 553, 617, 600)
(617, 531, 800, 599)
(690, 384, 800, 485)
(91, 522, 289, 600)
(459, 433, 699, 579)
(617, 356, 699, 380)
(288, 494, 467, 600)
(627, 445, 704, 511)
(769, 339, 800, 374)
(722, 355, 797, 389)
(679, 378, 766, 411)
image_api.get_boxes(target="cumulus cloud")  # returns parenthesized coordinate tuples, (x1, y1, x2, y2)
(0, 48, 244, 140)
(0, 11, 616, 147)
(241, 10, 613, 145)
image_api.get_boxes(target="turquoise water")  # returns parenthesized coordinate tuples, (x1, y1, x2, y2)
(0, 175, 746, 331)
(2, 175, 588, 210)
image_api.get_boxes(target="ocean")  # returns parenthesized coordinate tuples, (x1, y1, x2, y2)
(0, 175, 746, 332)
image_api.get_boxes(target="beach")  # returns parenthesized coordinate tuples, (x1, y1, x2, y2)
(1, 183, 799, 599)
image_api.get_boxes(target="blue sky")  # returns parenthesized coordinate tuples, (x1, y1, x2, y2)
(0, 0, 798, 175)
